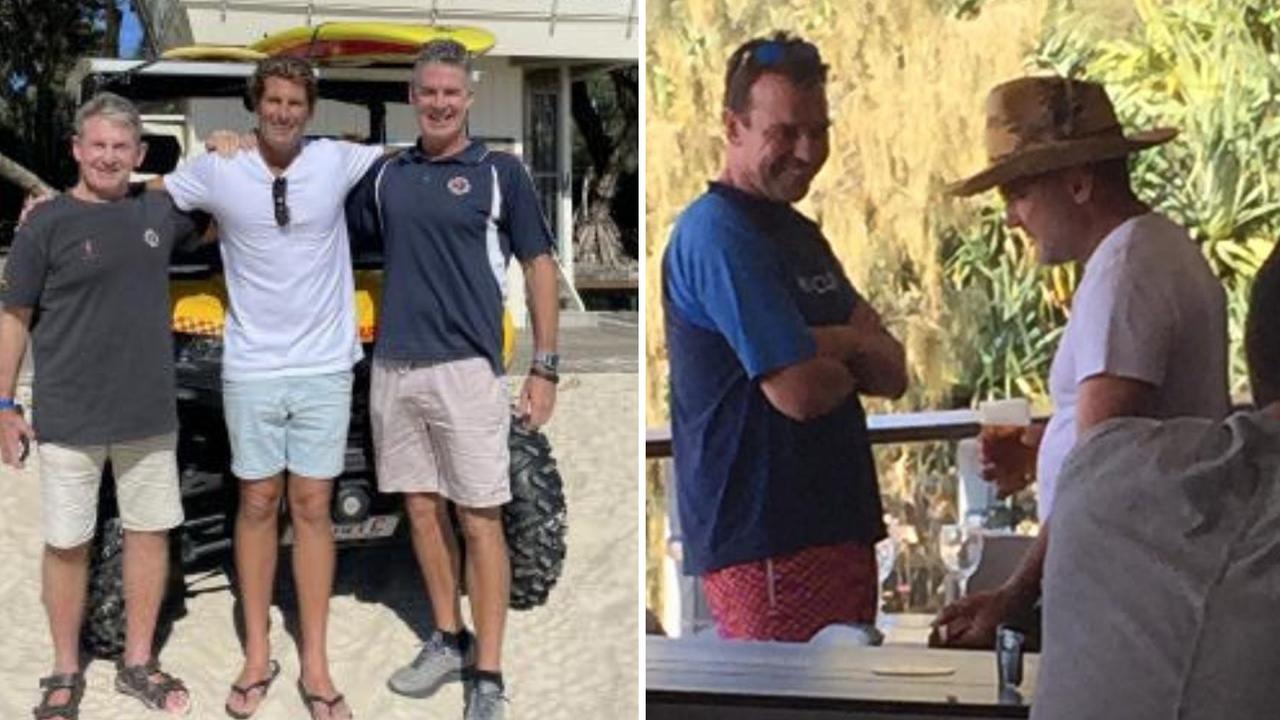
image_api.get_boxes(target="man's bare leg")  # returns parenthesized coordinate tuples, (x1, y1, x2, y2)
(404, 492, 463, 633)
(458, 506, 508, 672)
(287, 474, 348, 720)
(122, 529, 189, 714)
(226, 475, 283, 717)
(40, 543, 89, 712)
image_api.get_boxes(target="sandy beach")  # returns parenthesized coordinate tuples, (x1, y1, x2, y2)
(0, 368, 638, 720)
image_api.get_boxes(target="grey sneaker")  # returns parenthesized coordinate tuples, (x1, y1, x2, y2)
(463, 677, 508, 720)
(387, 629, 472, 698)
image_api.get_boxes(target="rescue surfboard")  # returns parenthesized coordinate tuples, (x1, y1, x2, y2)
(160, 45, 268, 62)
(250, 22, 495, 65)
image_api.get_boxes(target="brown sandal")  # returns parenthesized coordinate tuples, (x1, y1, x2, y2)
(32, 672, 85, 720)
(225, 659, 281, 719)
(297, 678, 352, 720)
(115, 659, 191, 715)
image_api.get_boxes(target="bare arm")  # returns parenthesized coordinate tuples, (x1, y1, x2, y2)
(845, 302, 907, 398)
(516, 253, 560, 427)
(759, 355, 857, 422)
(0, 307, 35, 466)
(1075, 373, 1156, 432)
(810, 302, 908, 399)
(523, 253, 559, 357)
(935, 373, 1156, 647)
(995, 376, 1153, 599)
(0, 307, 31, 399)
(1001, 521, 1049, 599)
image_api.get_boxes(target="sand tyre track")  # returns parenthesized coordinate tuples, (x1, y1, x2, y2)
(82, 517, 127, 658)
(503, 420, 567, 610)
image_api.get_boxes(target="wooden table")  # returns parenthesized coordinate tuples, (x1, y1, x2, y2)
(647, 635, 1037, 719)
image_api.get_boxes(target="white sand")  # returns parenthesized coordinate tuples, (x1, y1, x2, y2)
(0, 373, 638, 719)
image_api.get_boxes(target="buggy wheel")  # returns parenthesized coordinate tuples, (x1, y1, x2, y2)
(82, 517, 126, 658)
(504, 420, 567, 610)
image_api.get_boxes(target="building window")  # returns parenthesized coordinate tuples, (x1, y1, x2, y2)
(525, 69, 561, 243)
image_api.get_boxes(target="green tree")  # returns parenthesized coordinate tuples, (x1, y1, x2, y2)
(0, 0, 114, 238)
(1035, 0, 1280, 397)
(572, 66, 640, 272)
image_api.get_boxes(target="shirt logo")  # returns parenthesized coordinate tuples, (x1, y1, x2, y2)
(447, 175, 471, 196)
(797, 271, 838, 295)
(81, 239, 97, 261)
(143, 228, 160, 248)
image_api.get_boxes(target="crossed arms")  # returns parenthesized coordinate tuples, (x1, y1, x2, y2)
(760, 301, 908, 421)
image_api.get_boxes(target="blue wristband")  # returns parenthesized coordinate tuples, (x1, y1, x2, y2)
(0, 398, 18, 411)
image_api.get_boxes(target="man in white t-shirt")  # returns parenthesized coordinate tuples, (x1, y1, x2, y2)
(1032, 245, 1280, 720)
(162, 57, 382, 720)
(933, 76, 1229, 649)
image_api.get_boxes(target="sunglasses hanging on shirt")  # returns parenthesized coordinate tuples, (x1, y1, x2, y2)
(272, 176, 290, 227)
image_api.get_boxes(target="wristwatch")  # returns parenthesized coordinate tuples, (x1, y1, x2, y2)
(532, 351, 559, 373)
(530, 351, 560, 384)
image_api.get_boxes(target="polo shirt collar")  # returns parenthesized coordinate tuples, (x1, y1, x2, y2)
(404, 138, 488, 165)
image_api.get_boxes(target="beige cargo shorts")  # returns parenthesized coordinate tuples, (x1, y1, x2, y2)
(370, 356, 511, 508)
(40, 432, 182, 548)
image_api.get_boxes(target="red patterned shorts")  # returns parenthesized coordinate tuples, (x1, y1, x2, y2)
(701, 541, 878, 642)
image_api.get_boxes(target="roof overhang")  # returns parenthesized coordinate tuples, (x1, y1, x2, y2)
(175, 1, 638, 61)
(70, 58, 413, 104)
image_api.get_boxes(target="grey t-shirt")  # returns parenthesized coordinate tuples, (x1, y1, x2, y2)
(1034, 411, 1280, 720)
(0, 188, 197, 445)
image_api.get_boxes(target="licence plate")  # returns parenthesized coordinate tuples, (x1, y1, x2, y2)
(281, 515, 400, 545)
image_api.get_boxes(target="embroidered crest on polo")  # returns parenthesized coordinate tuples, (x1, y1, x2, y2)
(447, 175, 471, 196)
(143, 228, 160, 248)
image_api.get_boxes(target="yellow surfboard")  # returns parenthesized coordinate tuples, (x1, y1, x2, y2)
(250, 22, 496, 65)
(160, 45, 268, 62)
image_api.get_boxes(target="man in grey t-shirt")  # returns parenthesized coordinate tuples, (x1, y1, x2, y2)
(0, 94, 195, 717)
(1033, 245, 1280, 720)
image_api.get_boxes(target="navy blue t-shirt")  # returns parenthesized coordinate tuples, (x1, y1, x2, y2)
(346, 140, 553, 374)
(663, 182, 885, 576)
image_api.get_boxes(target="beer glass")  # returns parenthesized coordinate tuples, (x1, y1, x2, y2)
(978, 399, 1031, 496)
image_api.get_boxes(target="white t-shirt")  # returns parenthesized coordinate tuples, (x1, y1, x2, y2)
(165, 140, 383, 380)
(1036, 212, 1228, 520)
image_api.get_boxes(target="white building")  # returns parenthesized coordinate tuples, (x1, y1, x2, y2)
(129, 0, 640, 306)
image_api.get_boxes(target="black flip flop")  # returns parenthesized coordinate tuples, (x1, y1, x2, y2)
(225, 659, 282, 719)
(297, 678, 352, 720)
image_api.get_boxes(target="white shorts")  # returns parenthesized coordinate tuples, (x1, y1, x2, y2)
(39, 433, 183, 549)
(370, 357, 511, 508)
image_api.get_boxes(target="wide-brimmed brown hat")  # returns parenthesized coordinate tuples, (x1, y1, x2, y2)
(946, 76, 1177, 197)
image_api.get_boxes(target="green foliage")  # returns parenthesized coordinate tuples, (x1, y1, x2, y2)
(647, 0, 1280, 617)
(0, 0, 115, 236)
(1034, 0, 1280, 397)
(941, 205, 1066, 404)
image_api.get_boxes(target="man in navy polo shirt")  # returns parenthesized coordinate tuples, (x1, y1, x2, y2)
(345, 40, 558, 720)
(663, 33, 908, 642)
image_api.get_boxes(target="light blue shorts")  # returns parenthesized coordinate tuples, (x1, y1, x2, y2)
(222, 370, 353, 481)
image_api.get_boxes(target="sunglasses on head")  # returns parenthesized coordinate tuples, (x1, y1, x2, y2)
(734, 39, 821, 75)
(272, 176, 289, 227)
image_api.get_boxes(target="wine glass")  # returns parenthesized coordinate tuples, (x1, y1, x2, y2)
(939, 522, 984, 599)
(875, 535, 898, 587)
